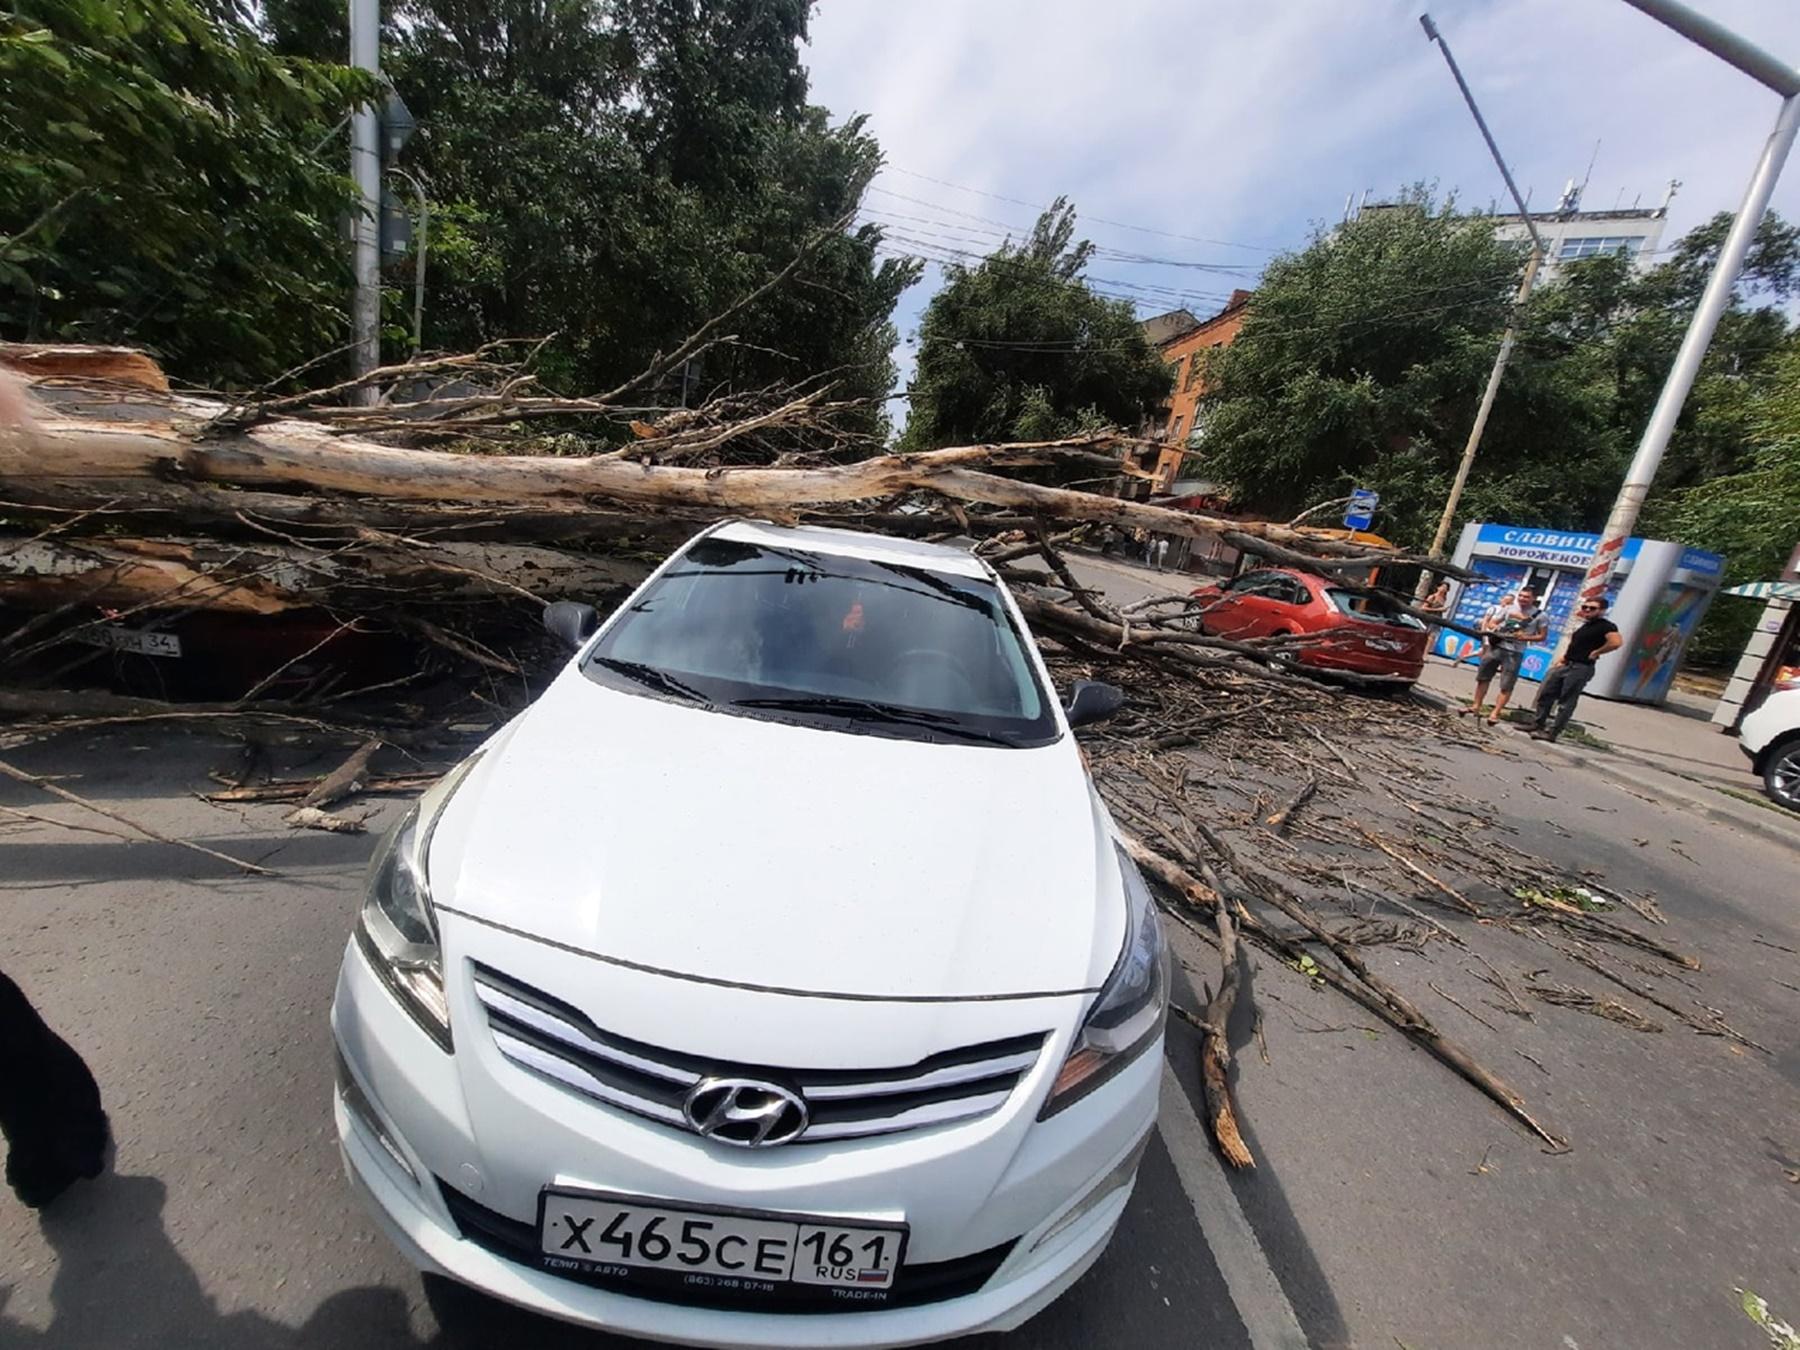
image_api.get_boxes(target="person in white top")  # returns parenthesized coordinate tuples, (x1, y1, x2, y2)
(1462, 587, 1548, 726)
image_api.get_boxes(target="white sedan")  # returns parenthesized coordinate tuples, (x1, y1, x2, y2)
(1740, 682, 1800, 812)
(331, 519, 1169, 1346)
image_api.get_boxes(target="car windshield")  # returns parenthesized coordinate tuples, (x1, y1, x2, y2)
(582, 536, 1059, 747)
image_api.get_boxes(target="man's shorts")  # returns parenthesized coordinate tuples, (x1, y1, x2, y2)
(1476, 646, 1524, 692)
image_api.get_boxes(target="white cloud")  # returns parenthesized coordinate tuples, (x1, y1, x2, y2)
(804, 0, 1800, 411)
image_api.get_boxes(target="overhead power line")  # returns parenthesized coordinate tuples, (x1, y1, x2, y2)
(885, 166, 1283, 254)
(867, 229, 1246, 309)
(859, 195, 1261, 275)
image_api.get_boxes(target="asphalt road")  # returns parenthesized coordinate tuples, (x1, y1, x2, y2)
(2, 582, 1797, 1348)
(0, 731, 1267, 1350)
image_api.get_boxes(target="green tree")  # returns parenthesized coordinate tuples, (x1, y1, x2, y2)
(1528, 211, 1800, 498)
(266, 0, 917, 431)
(1196, 192, 1800, 552)
(0, 0, 373, 385)
(1661, 337, 1800, 664)
(899, 198, 1172, 453)
(1194, 191, 1545, 543)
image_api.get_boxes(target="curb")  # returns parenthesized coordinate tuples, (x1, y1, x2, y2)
(1410, 686, 1800, 851)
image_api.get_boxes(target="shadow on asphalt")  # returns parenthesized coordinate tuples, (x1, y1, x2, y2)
(1218, 955, 1351, 1349)
(2, 1157, 1252, 1350)
(0, 833, 371, 886)
(0, 1173, 653, 1350)
(1159, 938, 1350, 1348)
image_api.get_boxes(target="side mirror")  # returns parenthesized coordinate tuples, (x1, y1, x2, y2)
(543, 600, 599, 650)
(1065, 679, 1125, 729)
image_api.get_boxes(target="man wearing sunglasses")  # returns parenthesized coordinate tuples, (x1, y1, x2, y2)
(1530, 596, 1622, 742)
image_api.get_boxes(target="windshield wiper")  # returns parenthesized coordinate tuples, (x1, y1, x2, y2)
(589, 657, 710, 704)
(730, 694, 1015, 746)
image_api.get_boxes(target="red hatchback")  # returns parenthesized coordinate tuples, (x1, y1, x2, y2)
(1189, 567, 1428, 685)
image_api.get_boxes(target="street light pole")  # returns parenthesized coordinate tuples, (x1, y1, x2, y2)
(1575, 0, 1800, 606)
(388, 168, 430, 357)
(1415, 13, 1546, 597)
(349, 0, 381, 404)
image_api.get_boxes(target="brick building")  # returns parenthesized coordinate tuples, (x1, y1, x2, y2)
(1129, 289, 1252, 494)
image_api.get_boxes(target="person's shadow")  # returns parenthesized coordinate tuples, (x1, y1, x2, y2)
(0, 1173, 666, 1349)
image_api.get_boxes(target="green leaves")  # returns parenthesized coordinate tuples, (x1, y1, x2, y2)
(901, 198, 1171, 454)
(354, 0, 909, 426)
(6, 0, 905, 413)
(1198, 191, 1797, 558)
(2, 0, 376, 386)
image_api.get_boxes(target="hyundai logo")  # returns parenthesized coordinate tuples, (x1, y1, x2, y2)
(682, 1077, 809, 1148)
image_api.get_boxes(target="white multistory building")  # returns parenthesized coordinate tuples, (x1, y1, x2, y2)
(1355, 179, 1680, 282)
(1489, 179, 1678, 281)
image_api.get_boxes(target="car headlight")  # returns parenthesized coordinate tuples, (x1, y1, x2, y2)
(1040, 847, 1170, 1118)
(354, 755, 482, 1052)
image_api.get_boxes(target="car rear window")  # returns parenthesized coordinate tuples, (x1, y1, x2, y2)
(1324, 589, 1425, 629)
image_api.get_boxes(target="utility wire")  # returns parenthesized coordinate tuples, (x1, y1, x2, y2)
(884, 166, 1282, 254)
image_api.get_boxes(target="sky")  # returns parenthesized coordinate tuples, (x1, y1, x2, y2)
(801, 0, 1800, 416)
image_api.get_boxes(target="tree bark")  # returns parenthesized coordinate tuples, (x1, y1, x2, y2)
(1199, 903, 1255, 1169)
(6, 394, 1413, 559)
(0, 533, 649, 615)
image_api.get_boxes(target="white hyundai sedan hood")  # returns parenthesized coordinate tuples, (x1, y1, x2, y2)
(429, 671, 1122, 1000)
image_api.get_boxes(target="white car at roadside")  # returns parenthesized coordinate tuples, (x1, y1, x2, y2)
(1739, 680, 1800, 812)
(331, 519, 1169, 1346)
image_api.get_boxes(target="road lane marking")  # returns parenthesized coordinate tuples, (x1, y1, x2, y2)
(1159, 1061, 1310, 1350)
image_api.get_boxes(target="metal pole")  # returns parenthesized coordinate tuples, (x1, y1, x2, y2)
(1575, 89, 1800, 606)
(1413, 13, 1546, 597)
(349, 0, 381, 403)
(390, 168, 429, 357)
(1418, 15, 1546, 259)
(1421, 248, 1542, 573)
(1569, 1, 1800, 606)
(1620, 0, 1800, 97)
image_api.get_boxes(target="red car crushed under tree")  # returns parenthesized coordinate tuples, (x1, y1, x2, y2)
(1188, 567, 1429, 687)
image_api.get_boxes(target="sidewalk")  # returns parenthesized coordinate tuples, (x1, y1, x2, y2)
(1417, 655, 1800, 847)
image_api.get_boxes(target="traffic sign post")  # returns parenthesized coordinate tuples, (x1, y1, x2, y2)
(1344, 488, 1379, 532)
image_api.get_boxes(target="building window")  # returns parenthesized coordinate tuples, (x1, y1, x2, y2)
(1184, 353, 1204, 392)
(1557, 235, 1644, 261)
(1170, 414, 1186, 440)
(1169, 355, 1187, 387)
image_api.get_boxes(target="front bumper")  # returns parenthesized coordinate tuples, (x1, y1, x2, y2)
(330, 932, 1161, 1347)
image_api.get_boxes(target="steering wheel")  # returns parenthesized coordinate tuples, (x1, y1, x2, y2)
(892, 647, 980, 702)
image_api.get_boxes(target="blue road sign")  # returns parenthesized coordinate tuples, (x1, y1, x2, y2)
(1344, 488, 1379, 532)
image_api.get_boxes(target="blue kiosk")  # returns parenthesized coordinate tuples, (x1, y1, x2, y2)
(1435, 523, 1725, 706)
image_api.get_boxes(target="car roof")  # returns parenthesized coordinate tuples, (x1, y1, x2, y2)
(1245, 565, 1332, 585)
(707, 519, 991, 579)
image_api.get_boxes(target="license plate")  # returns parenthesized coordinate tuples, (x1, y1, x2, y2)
(73, 625, 183, 658)
(539, 1187, 907, 1294)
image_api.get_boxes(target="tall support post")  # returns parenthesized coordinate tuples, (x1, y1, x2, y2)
(1414, 13, 1546, 597)
(349, 0, 381, 403)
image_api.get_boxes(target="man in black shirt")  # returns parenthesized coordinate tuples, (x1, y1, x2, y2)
(1530, 596, 1622, 742)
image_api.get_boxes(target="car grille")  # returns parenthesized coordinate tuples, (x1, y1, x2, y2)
(437, 1178, 1016, 1314)
(471, 963, 1045, 1144)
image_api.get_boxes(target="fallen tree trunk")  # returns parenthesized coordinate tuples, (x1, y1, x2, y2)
(4, 384, 1441, 564)
(0, 532, 649, 616)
